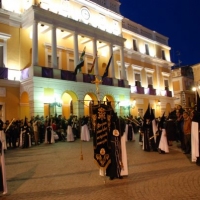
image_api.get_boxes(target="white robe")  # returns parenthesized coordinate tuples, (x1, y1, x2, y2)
(0, 131, 7, 194)
(158, 129, 169, 153)
(19, 130, 31, 148)
(152, 119, 158, 143)
(191, 122, 199, 162)
(81, 125, 90, 141)
(120, 133, 128, 176)
(67, 125, 74, 142)
(0, 130, 6, 150)
(44, 126, 55, 144)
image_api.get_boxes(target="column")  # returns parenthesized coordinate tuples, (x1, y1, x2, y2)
(109, 43, 115, 78)
(156, 65, 160, 88)
(93, 38, 98, 75)
(51, 25, 57, 68)
(73, 32, 79, 70)
(32, 20, 38, 66)
(120, 46, 126, 80)
(78, 101, 84, 117)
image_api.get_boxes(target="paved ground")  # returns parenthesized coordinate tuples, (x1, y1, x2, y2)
(1, 134, 200, 200)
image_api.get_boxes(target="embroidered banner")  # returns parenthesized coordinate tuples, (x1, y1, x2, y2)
(91, 103, 112, 169)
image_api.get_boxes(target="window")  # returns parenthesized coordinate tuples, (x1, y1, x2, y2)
(135, 73, 141, 87)
(164, 79, 169, 90)
(135, 73, 141, 81)
(47, 55, 59, 68)
(133, 39, 137, 51)
(145, 44, 149, 55)
(147, 76, 153, 87)
(161, 50, 166, 60)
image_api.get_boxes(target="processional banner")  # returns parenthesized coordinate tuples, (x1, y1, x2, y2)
(91, 103, 112, 169)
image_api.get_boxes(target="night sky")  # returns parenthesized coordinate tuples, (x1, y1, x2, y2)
(119, 0, 200, 66)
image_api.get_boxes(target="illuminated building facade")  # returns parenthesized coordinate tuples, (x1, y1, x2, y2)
(0, 0, 174, 121)
(172, 65, 195, 109)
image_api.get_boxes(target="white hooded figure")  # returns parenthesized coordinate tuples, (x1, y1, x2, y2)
(157, 114, 169, 154)
(0, 119, 8, 195)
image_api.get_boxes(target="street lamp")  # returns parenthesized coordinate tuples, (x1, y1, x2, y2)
(49, 98, 62, 116)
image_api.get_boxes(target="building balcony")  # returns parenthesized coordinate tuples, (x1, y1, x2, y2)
(18, 66, 129, 88)
(131, 85, 172, 97)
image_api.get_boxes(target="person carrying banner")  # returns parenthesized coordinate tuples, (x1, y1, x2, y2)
(106, 112, 123, 180)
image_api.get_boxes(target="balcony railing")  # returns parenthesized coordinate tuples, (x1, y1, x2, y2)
(131, 85, 172, 97)
(20, 66, 130, 88)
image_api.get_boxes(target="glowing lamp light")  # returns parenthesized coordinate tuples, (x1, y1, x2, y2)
(144, 88, 149, 94)
(131, 86, 137, 93)
(8, 69, 21, 81)
(131, 99, 136, 108)
(119, 101, 130, 107)
(192, 87, 197, 91)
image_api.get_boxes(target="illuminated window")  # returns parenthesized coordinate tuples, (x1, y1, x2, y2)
(145, 43, 149, 55)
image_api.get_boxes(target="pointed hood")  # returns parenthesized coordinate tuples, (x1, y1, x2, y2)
(24, 117, 28, 126)
(143, 104, 151, 120)
(150, 108, 155, 121)
(158, 112, 165, 129)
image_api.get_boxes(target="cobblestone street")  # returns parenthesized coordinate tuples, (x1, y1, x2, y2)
(1, 134, 200, 200)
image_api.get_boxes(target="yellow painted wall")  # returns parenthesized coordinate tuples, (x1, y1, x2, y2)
(0, 86, 20, 121)
(20, 28, 32, 69)
(173, 81, 180, 91)
(20, 92, 30, 119)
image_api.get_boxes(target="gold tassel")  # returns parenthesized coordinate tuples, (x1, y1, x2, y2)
(80, 140, 83, 160)
(80, 150, 83, 160)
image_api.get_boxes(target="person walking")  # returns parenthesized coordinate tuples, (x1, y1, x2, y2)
(182, 111, 192, 154)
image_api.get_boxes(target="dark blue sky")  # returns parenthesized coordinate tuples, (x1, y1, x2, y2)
(119, 0, 200, 66)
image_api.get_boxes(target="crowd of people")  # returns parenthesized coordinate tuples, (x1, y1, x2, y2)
(0, 104, 200, 194)
(0, 104, 197, 154)
(0, 114, 93, 151)
(138, 104, 200, 165)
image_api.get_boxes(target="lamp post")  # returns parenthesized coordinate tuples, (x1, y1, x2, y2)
(49, 98, 62, 116)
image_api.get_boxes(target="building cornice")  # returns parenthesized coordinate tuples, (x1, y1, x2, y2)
(122, 28, 171, 50)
